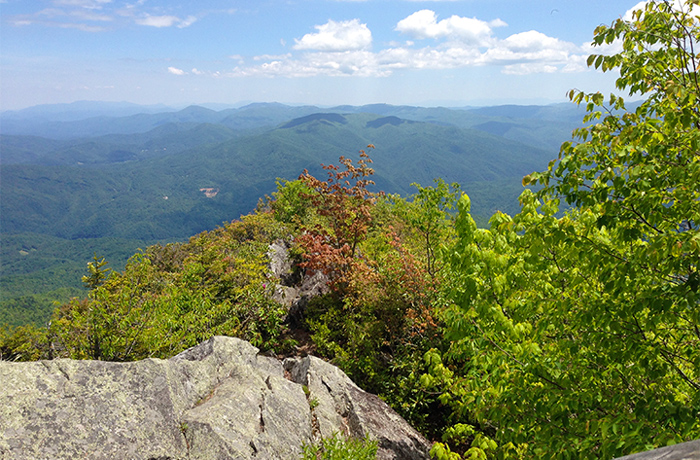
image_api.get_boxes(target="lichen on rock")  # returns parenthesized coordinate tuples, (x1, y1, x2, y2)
(0, 336, 431, 460)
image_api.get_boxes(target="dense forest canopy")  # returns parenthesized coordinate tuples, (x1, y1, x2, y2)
(0, 104, 571, 326)
(1, 1, 699, 459)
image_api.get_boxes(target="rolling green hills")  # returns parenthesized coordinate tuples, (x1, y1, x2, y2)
(1, 102, 575, 326)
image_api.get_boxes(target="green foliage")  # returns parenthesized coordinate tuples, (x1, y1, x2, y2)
(6, 211, 293, 361)
(2, 106, 553, 326)
(270, 178, 315, 225)
(434, 2, 700, 458)
(0, 323, 47, 361)
(10, 21, 700, 456)
(394, 179, 461, 278)
(300, 433, 378, 460)
(0, 290, 80, 328)
(0, 233, 156, 327)
(82, 254, 110, 290)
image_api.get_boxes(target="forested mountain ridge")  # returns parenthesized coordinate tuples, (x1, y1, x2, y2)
(1, 107, 562, 326)
(1, 100, 586, 149)
(2, 112, 554, 238)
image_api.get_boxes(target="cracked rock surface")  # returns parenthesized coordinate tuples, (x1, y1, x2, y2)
(0, 336, 431, 460)
(614, 440, 700, 460)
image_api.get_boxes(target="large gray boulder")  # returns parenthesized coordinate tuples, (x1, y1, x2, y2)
(0, 336, 431, 460)
(615, 440, 700, 460)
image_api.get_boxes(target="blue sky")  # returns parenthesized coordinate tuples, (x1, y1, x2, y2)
(0, 0, 647, 110)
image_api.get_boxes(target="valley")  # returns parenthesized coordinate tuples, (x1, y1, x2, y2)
(0, 101, 584, 326)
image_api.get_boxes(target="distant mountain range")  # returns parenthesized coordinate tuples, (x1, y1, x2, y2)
(1, 101, 586, 150)
(0, 101, 588, 326)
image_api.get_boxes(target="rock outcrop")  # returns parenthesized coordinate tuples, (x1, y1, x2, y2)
(268, 238, 328, 320)
(0, 336, 431, 460)
(615, 440, 700, 460)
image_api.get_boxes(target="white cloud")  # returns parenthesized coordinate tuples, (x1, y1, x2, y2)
(168, 67, 186, 75)
(623, 0, 693, 21)
(395, 10, 505, 45)
(178, 15, 198, 28)
(228, 50, 387, 78)
(502, 63, 558, 75)
(501, 30, 566, 53)
(10, 6, 113, 30)
(136, 15, 180, 27)
(53, 0, 112, 9)
(293, 19, 372, 51)
(10, 0, 203, 31)
(55, 22, 106, 31)
(254, 54, 293, 61)
(189, 10, 593, 80)
(134, 14, 198, 28)
(390, 12, 578, 72)
(70, 10, 113, 21)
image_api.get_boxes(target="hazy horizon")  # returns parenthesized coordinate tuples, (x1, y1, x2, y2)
(1, 97, 587, 116)
(0, 0, 647, 112)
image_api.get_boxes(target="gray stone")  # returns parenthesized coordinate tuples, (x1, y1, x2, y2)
(268, 239, 296, 289)
(0, 336, 431, 460)
(268, 238, 328, 316)
(283, 355, 431, 460)
(615, 440, 700, 460)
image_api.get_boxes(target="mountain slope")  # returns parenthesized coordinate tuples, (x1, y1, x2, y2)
(0, 104, 571, 326)
(2, 112, 552, 240)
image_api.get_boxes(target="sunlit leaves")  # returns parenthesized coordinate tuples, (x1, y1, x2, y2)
(434, 1, 700, 458)
(45, 212, 291, 361)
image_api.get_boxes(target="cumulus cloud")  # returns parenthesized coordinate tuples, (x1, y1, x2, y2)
(396, 9, 505, 45)
(501, 30, 566, 53)
(188, 10, 594, 80)
(389, 12, 579, 72)
(168, 66, 186, 75)
(294, 19, 372, 51)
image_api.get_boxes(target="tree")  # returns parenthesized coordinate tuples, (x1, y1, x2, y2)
(402, 179, 461, 279)
(82, 254, 110, 291)
(429, 1, 700, 458)
(296, 147, 379, 287)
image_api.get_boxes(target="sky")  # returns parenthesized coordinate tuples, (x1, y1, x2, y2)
(0, 0, 650, 111)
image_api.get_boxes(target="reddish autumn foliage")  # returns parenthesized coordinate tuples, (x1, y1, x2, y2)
(296, 146, 380, 288)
